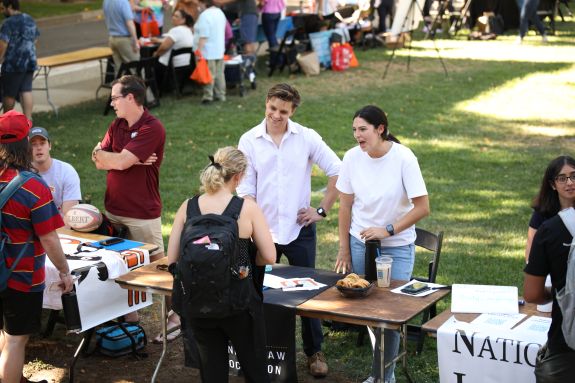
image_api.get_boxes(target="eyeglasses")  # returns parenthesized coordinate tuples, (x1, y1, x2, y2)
(555, 174, 575, 184)
(110, 95, 126, 102)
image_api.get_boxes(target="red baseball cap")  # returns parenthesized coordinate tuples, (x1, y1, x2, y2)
(0, 110, 32, 143)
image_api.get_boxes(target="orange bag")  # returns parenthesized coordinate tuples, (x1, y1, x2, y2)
(344, 43, 359, 68)
(190, 51, 213, 85)
(140, 8, 160, 38)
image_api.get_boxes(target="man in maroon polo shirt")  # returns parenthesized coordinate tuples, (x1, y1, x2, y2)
(92, 75, 165, 260)
(92, 74, 166, 317)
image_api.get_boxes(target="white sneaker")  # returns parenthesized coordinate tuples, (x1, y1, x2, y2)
(514, 36, 523, 45)
(542, 35, 549, 43)
(363, 377, 376, 383)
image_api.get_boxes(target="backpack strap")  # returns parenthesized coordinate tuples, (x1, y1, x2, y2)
(186, 195, 244, 221)
(0, 171, 36, 208)
(559, 208, 575, 238)
(221, 196, 244, 221)
(186, 196, 202, 220)
(0, 171, 38, 273)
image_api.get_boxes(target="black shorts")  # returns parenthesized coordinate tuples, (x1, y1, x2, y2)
(0, 288, 43, 335)
(1, 71, 34, 98)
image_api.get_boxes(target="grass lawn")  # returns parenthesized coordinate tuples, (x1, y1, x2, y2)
(21, 0, 101, 19)
(29, 20, 575, 382)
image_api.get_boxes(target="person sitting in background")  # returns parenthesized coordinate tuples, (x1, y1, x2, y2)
(29, 127, 81, 219)
(193, 0, 227, 104)
(152, 9, 194, 92)
(168, 147, 275, 382)
(524, 156, 575, 382)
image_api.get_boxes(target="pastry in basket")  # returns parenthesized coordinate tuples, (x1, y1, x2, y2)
(336, 274, 370, 289)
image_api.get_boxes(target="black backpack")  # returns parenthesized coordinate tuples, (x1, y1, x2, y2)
(172, 196, 253, 319)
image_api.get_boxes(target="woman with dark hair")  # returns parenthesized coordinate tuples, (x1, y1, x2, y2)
(525, 155, 575, 261)
(524, 156, 575, 382)
(152, 9, 194, 92)
(334, 105, 429, 383)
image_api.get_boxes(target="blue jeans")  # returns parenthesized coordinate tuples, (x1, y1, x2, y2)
(275, 224, 323, 356)
(518, 0, 546, 38)
(262, 13, 281, 48)
(350, 235, 415, 383)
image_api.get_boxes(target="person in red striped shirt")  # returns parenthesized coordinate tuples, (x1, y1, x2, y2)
(0, 110, 73, 383)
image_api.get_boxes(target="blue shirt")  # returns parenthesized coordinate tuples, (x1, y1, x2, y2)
(193, 6, 226, 60)
(0, 13, 39, 73)
(103, 0, 135, 37)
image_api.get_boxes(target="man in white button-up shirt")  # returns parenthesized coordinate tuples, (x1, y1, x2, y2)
(237, 83, 341, 378)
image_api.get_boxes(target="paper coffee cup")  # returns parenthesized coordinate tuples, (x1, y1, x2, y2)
(375, 256, 393, 287)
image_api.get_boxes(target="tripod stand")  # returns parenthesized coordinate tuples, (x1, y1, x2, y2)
(383, 0, 448, 79)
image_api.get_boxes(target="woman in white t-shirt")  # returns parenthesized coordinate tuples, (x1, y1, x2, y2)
(334, 105, 430, 383)
(152, 9, 194, 90)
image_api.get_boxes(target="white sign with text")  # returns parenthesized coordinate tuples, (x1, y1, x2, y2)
(437, 316, 549, 383)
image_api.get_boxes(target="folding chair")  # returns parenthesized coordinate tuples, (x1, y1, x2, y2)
(268, 29, 299, 76)
(406, 227, 444, 354)
(163, 47, 196, 98)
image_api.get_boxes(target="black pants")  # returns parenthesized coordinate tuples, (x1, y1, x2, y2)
(535, 343, 575, 383)
(190, 302, 270, 383)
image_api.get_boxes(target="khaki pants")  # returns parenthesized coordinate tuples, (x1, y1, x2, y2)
(105, 211, 164, 257)
(109, 36, 140, 74)
(202, 59, 226, 102)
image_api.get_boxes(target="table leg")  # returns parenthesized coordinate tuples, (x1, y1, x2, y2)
(42, 66, 58, 117)
(151, 295, 167, 383)
(379, 327, 385, 383)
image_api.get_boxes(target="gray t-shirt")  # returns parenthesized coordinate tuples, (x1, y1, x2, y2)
(39, 158, 82, 215)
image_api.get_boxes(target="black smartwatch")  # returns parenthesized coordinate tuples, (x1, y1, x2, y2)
(316, 207, 327, 217)
(386, 224, 395, 236)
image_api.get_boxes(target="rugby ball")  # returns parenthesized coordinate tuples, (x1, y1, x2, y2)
(65, 204, 103, 232)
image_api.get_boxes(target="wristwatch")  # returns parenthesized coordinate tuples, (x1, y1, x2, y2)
(316, 207, 327, 218)
(386, 224, 395, 236)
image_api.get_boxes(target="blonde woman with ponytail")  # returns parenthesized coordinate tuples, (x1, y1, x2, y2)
(167, 146, 275, 382)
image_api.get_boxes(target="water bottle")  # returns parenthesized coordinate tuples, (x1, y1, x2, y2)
(364, 240, 380, 281)
(61, 291, 82, 332)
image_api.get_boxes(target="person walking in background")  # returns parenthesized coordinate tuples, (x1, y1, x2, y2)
(29, 127, 81, 219)
(259, 0, 285, 70)
(237, 83, 341, 378)
(334, 105, 429, 383)
(103, 0, 140, 72)
(193, 0, 227, 104)
(167, 147, 275, 382)
(0, 110, 73, 383)
(375, 0, 394, 34)
(260, 0, 285, 51)
(92, 75, 165, 325)
(0, 0, 39, 120)
(524, 157, 575, 382)
(516, 0, 548, 43)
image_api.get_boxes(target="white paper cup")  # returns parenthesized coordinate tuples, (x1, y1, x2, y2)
(375, 256, 393, 287)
